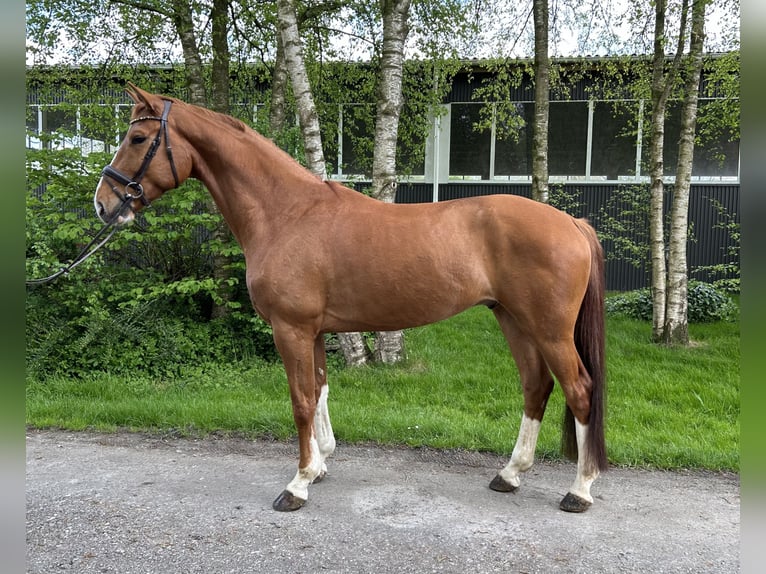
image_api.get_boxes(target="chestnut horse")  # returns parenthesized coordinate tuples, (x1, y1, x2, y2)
(94, 84, 607, 513)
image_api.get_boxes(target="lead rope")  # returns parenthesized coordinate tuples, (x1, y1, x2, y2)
(25, 195, 134, 286)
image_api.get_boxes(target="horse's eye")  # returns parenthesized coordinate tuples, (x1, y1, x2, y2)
(131, 135, 147, 145)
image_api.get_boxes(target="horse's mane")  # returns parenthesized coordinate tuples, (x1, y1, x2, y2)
(184, 100, 248, 133)
(161, 93, 322, 184)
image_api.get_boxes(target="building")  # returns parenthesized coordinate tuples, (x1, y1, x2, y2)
(25, 55, 740, 290)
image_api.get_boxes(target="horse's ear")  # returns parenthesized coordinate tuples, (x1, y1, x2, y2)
(125, 82, 143, 103)
(125, 82, 160, 113)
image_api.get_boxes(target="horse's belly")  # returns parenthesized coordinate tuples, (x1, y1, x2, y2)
(321, 266, 492, 332)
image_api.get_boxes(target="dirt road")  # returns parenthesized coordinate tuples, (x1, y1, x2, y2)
(26, 429, 739, 573)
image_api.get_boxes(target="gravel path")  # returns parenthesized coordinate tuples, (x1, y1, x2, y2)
(26, 429, 740, 573)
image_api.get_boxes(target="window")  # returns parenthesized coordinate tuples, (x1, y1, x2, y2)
(641, 100, 740, 180)
(590, 101, 639, 179)
(44, 106, 77, 135)
(80, 105, 117, 154)
(548, 101, 588, 176)
(26, 106, 41, 149)
(326, 103, 426, 180)
(34, 106, 77, 151)
(693, 100, 739, 179)
(495, 103, 533, 177)
(25, 104, 134, 156)
(340, 104, 373, 177)
(429, 96, 738, 184)
(449, 103, 490, 179)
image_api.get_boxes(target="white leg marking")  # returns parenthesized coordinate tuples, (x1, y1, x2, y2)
(285, 385, 335, 500)
(286, 434, 321, 501)
(568, 419, 599, 503)
(498, 414, 541, 488)
(314, 384, 336, 474)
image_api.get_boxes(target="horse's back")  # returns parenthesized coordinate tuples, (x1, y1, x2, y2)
(268, 190, 594, 333)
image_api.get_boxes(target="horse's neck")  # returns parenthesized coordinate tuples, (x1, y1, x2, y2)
(185, 114, 325, 250)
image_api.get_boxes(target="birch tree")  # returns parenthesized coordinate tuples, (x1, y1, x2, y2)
(269, 31, 289, 140)
(531, 0, 549, 204)
(276, 0, 326, 180)
(368, 0, 412, 364)
(108, 0, 236, 318)
(647, 0, 688, 341)
(207, 0, 236, 318)
(276, 0, 370, 366)
(662, 0, 707, 344)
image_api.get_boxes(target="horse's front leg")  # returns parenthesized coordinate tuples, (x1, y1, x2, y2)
(271, 325, 325, 511)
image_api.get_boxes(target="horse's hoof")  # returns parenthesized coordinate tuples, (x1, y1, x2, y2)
(272, 490, 306, 512)
(559, 492, 592, 513)
(489, 474, 518, 493)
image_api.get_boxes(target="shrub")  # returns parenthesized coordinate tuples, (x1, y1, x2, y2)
(26, 290, 276, 380)
(687, 281, 738, 323)
(26, 135, 278, 380)
(605, 289, 653, 321)
(606, 281, 737, 323)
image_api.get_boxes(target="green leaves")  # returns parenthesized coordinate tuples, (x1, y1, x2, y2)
(26, 90, 272, 375)
(606, 282, 738, 323)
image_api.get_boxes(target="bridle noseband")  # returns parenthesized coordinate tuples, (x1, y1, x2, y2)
(101, 99, 180, 210)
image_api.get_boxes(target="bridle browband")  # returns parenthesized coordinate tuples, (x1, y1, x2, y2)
(101, 98, 180, 210)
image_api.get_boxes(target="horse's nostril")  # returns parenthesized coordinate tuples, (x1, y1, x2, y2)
(96, 201, 108, 221)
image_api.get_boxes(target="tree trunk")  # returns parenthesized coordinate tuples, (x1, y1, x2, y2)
(269, 31, 289, 141)
(170, 0, 206, 104)
(169, 0, 234, 319)
(276, 0, 326, 179)
(648, 0, 690, 342)
(208, 0, 234, 319)
(531, 0, 549, 204)
(663, 0, 706, 345)
(648, 0, 669, 340)
(371, 0, 410, 203)
(337, 332, 372, 367)
(276, 0, 369, 366)
(368, 0, 411, 364)
(210, 0, 230, 114)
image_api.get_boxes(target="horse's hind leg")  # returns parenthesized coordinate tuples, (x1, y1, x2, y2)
(311, 335, 336, 483)
(541, 340, 601, 512)
(489, 309, 555, 493)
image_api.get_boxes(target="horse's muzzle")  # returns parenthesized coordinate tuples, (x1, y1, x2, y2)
(94, 192, 135, 226)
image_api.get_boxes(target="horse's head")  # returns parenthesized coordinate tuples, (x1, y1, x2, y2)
(94, 83, 190, 224)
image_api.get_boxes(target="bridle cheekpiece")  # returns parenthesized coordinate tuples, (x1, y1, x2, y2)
(100, 99, 180, 210)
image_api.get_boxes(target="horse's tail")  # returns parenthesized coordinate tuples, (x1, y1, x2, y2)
(561, 218, 608, 473)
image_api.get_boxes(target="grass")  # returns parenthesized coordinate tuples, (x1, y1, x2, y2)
(26, 306, 740, 471)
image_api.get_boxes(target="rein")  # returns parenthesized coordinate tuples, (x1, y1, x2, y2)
(26, 99, 180, 286)
(25, 194, 134, 285)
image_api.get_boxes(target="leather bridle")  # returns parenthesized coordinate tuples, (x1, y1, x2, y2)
(100, 99, 180, 211)
(26, 99, 181, 286)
